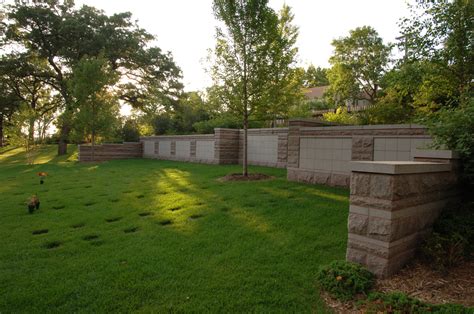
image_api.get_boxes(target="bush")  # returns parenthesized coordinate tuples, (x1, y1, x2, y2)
(421, 203, 474, 270)
(323, 107, 359, 125)
(426, 99, 474, 186)
(421, 232, 467, 270)
(316, 260, 374, 301)
(360, 292, 472, 313)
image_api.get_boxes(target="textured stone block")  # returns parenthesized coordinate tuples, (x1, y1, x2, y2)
(350, 173, 370, 196)
(346, 248, 367, 265)
(348, 213, 368, 235)
(370, 174, 394, 199)
(368, 216, 392, 241)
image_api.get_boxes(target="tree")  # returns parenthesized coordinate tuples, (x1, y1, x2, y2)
(399, 0, 473, 107)
(4, 0, 182, 155)
(327, 26, 392, 105)
(0, 54, 58, 144)
(303, 65, 329, 87)
(211, 0, 299, 176)
(69, 56, 118, 161)
(0, 79, 21, 147)
(261, 4, 304, 124)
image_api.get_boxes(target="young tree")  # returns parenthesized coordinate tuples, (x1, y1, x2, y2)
(327, 26, 392, 105)
(70, 56, 118, 161)
(211, 0, 299, 176)
(262, 4, 304, 124)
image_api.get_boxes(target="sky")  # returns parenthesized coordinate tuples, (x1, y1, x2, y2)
(73, 0, 412, 92)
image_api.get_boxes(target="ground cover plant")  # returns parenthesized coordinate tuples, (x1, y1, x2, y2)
(0, 145, 349, 312)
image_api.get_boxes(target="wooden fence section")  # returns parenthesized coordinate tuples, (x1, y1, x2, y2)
(78, 143, 143, 162)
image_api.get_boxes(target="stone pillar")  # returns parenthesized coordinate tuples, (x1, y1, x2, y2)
(347, 160, 459, 277)
(214, 128, 240, 164)
(170, 141, 176, 156)
(287, 120, 303, 168)
(190, 140, 196, 158)
(352, 136, 374, 161)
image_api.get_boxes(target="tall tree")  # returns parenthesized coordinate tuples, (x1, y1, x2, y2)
(211, 0, 299, 176)
(0, 78, 21, 147)
(399, 0, 473, 106)
(327, 26, 392, 105)
(0, 54, 57, 143)
(4, 0, 182, 155)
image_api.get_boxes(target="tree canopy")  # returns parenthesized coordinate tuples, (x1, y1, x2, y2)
(2, 0, 182, 153)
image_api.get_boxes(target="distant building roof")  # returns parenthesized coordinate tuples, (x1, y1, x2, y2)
(303, 86, 329, 100)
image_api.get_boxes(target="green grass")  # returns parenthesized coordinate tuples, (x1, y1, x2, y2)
(0, 145, 349, 312)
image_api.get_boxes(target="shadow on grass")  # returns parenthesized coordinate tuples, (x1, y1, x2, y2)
(0, 155, 349, 312)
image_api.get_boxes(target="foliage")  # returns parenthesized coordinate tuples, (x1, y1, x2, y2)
(120, 119, 141, 142)
(360, 292, 472, 313)
(4, 0, 182, 154)
(193, 113, 244, 134)
(0, 146, 349, 312)
(426, 99, 474, 185)
(316, 260, 374, 301)
(323, 107, 358, 125)
(69, 56, 120, 149)
(421, 202, 474, 270)
(302, 65, 329, 87)
(357, 101, 413, 125)
(288, 98, 333, 119)
(399, 0, 473, 107)
(327, 26, 392, 106)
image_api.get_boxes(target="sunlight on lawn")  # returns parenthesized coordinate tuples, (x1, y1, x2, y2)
(0, 145, 78, 165)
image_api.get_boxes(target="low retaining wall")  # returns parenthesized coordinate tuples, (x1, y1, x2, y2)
(78, 143, 143, 162)
(346, 151, 460, 277)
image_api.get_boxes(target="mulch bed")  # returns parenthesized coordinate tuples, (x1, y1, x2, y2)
(218, 173, 274, 182)
(375, 259, 474, 307)
(320, 259, 474, 313)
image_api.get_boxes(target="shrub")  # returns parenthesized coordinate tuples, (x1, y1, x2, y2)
(421, 204, 474, 270)
(426, 99, 474, 186)
(323, 107, 359, 125)
(421, 232, 467, 270)
(360, 292, 473, 313)
(316, 260, 374, 301)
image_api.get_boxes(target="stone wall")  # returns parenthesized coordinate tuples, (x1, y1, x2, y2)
(78, 142, 143, 162)
(287, 123, 432, 187)
(346, 153, 460, 277)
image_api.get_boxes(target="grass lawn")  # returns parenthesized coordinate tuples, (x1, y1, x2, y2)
(0, 145, 349, 312)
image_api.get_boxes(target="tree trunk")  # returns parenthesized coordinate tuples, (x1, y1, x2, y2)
(0, 114, 4, 147)
(58, 123, 70, 155)
(91, 130, 95, 162)
(243, 111, 248, 177)
(28, 117, 35, 144)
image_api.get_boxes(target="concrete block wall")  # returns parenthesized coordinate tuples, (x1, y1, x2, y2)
(141, 134, 216, 164)
(238, 128, 289, 168)
(141, 127, 289, 167)
(287, 123, 431, 187)
(346, 154, 460, 277)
